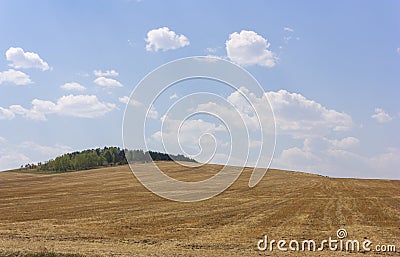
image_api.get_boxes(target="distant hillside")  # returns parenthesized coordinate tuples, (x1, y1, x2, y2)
(22, 147, 196, 173)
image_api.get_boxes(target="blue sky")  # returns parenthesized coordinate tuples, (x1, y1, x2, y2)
(0, 0, 399, 179)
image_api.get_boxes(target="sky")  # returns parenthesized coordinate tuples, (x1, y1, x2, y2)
(0, 0, 399, 179)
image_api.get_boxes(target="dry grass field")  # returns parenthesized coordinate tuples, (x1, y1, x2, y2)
(0, 162, 399, 256)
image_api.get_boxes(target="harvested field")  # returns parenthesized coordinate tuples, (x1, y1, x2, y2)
(0, 162, 399, 256)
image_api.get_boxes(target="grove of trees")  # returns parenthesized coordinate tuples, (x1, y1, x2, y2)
(36, 147, 196, 173)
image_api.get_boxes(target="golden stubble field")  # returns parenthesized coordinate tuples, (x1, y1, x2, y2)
(0, 162, 399, 256)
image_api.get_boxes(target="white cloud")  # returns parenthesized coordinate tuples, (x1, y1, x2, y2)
(283, 36, 292, 43)
(155, 118, 226, 141)
(0, 140, 72, 171)
(0, 107, 15, 120)
(119, 96, 130, 104)
(9, 103, 48, 121)
(6, 47, 50, 71)
(0, 152, 30, 171)
(397, 48, 400, 55)
(18, 141, 73, 158)
(93, 69, 119, 77)
(118, 96, 142, 107)
(169, 93, 178, 100)
(147, 105, 158, 119)
(53, 95, 117, 118)
(77, 72, 90, 77)
(218, 88, 352, 137)
(302, 136, 359, 152)
(265, 90, 353, 137)
(283, 27, 294, 32)
(0, 95, 117, 120)
(60, 82, 86, 91)
(182, 88, 354, 167)
(94, 77, 123, 87)
(195, 99, 260, 132)
(151, 117, 226, 162)
(205, 47, 217, 54)
(371, 108, 392, 123)
(189, 88, 353, 156)
(0, 69, 32, 85)
(226, 30, 277, 67)
(151, 130, 162, 141)
(119, 96, 156, 118)
(274, 138, 400, 179)
(329, 137, 360, 149)
(145, 88, 365, 172)
(145, 27, 190, 52)
(276, 146, 321, 172)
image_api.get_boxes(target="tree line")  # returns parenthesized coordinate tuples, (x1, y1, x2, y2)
(35, 147, 196, 173)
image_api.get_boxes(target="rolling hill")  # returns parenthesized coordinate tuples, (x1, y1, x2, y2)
(0, 162, 398, 256)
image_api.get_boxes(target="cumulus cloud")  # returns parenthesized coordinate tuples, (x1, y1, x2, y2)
(60, 82, 86, 91)
(283, 27, 294, 32)
(118, 96, 130, 105)
(265, 90, 353, 136)
(118, 96, 142, 107)
(145, 27, 190, 52)
(169, 93, 178, 100)
(93, 69, 119, 77)
(274, 138, 399, 179)
(6, 47, 50, 71)
(371, 108, 392, 123)
(190, 88, 353, 153)
(9, 103, 49, 121)
(226, 30, 277, 67)
(181, 88, 355, 167)
(147, 105, 158, 119)
(0, 95, 117, 121)
(94, 77, 123, 87)
(0, 69, 32, 85)
(0, 107, 15, 120)
(54, 95, 117, 118)
(119, 96, 156, 119)
(220, 88, 352, 137)
(283, 36, 292, 43)
(0, 139, 72, 171)
(0, 152, 30, 171)
(302, 136, 359, 152)
(276, 145, 321, 172)
(151, 117, 226, 162)
(18, 141, 73, 158)
(195, 99, 260, 132)
(329, 137, 360, 149)
(205, 47, 217, 54)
